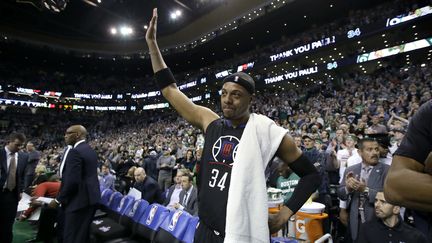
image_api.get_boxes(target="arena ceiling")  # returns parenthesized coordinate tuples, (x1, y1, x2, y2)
(0, 0, 390, 54)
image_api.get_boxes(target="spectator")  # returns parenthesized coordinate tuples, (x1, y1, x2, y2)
(338, 138, 390, 241)
(174, 173, 198, 216)
(98, 164, 116, 190)
(133, 167, 164, 204)
(357, 191, 427, 243)
(156, 147, 176, 191)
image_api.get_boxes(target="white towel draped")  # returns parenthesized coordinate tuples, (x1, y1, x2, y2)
(224, 113, 287, 243)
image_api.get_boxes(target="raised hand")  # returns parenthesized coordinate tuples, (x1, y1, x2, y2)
(145, 8, 158, 43)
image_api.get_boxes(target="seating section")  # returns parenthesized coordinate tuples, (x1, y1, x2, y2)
(92, 189, 202, 243)
(132, 204, 171, 242)
(271, 237, 299, 243)
(182, 216, 200, 243)
(153, 210, 193, 243)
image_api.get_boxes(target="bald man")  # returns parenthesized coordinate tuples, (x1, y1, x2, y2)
(133, 167, 164, 204)
(50, 125, 100, 243)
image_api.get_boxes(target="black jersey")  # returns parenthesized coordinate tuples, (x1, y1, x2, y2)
(394, 100, 432, 164)
(197, 118, 245, 234)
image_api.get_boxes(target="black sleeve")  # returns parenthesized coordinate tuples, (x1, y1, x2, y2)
(285, 153, 321, 213)
(394, 101, 432, 164)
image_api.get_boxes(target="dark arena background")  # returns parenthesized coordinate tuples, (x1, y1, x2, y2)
(0, 0, 431, 242)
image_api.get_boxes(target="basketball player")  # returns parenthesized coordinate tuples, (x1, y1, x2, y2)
(145, 8, 320, 243)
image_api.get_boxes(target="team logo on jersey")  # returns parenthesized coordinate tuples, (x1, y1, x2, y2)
(212, 135, 240, 165)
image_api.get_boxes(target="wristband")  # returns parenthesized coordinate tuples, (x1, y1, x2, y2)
(154, 68, 176, 90)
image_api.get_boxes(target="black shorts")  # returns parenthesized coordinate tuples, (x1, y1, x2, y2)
(194, 222, 224, 243)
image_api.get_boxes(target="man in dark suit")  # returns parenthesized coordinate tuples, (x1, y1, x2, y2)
(174, 174, 198, 215)
(24, 141, 41, 188)
(0, 132, 27, 243)
(338, 137, 390, 242)
(49, 125, 100, 243)
(133, 167, 164, 204)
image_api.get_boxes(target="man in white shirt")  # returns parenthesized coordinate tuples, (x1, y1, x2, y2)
(164, 169, 187, 210)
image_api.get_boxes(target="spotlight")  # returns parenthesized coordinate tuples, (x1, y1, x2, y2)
(170, 9, 182, 20)
(119, 26, 133, 36)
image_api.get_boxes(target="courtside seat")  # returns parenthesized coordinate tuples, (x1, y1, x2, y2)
(105, 203, 170, 243)
(181, 216, 199, 243)
(153, 210, 192, 243)
(271, 237, 299, 243)
(95, 190, 122, 219)
(133, 204, 171, 242)
(92, 197, 147, 243)
(100, 189, 114, 206)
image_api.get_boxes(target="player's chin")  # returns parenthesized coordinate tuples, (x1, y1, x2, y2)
(223, 110, 234, 119)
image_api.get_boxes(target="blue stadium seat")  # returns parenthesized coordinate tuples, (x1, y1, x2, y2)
(133, 204, 171, 242)
(100, 188, 114, 206)
(100, 200, 150, 243)
(106, 192, 123, 213)
(91, 196, 138, 242)
(181, 216, 199, 243)
(120, 199, 150, 229)
(153, 210, 193, 243)
(271, 237, 299, 243)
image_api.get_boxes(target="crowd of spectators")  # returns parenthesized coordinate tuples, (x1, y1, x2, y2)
(2, 54, 430, 240)
(0, 0, 430, 240)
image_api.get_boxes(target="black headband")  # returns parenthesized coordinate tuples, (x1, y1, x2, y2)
(222, 73, 255, 94)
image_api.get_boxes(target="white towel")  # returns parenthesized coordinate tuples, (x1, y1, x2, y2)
(224, 113, 287, 243)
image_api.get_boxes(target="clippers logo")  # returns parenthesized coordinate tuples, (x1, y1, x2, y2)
(128, 201, 140, 217)
(146, 205, 158, 225)
(212, 135, 239, 164)
(168, 211, 183, 231)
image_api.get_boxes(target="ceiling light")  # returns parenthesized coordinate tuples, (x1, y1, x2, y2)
(421, 63, 426, 67)
(175, 10, 182, 16)
(144, 25, 148, 30)
(170, 12, 177, 19)
(120, 26, 133, 36)
(110, 27, 117, 35)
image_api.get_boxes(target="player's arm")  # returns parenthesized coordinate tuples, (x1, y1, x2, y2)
(269, 134, 320, 233)
(384, 155, 432, 212)
(145, 8, 218, 132)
